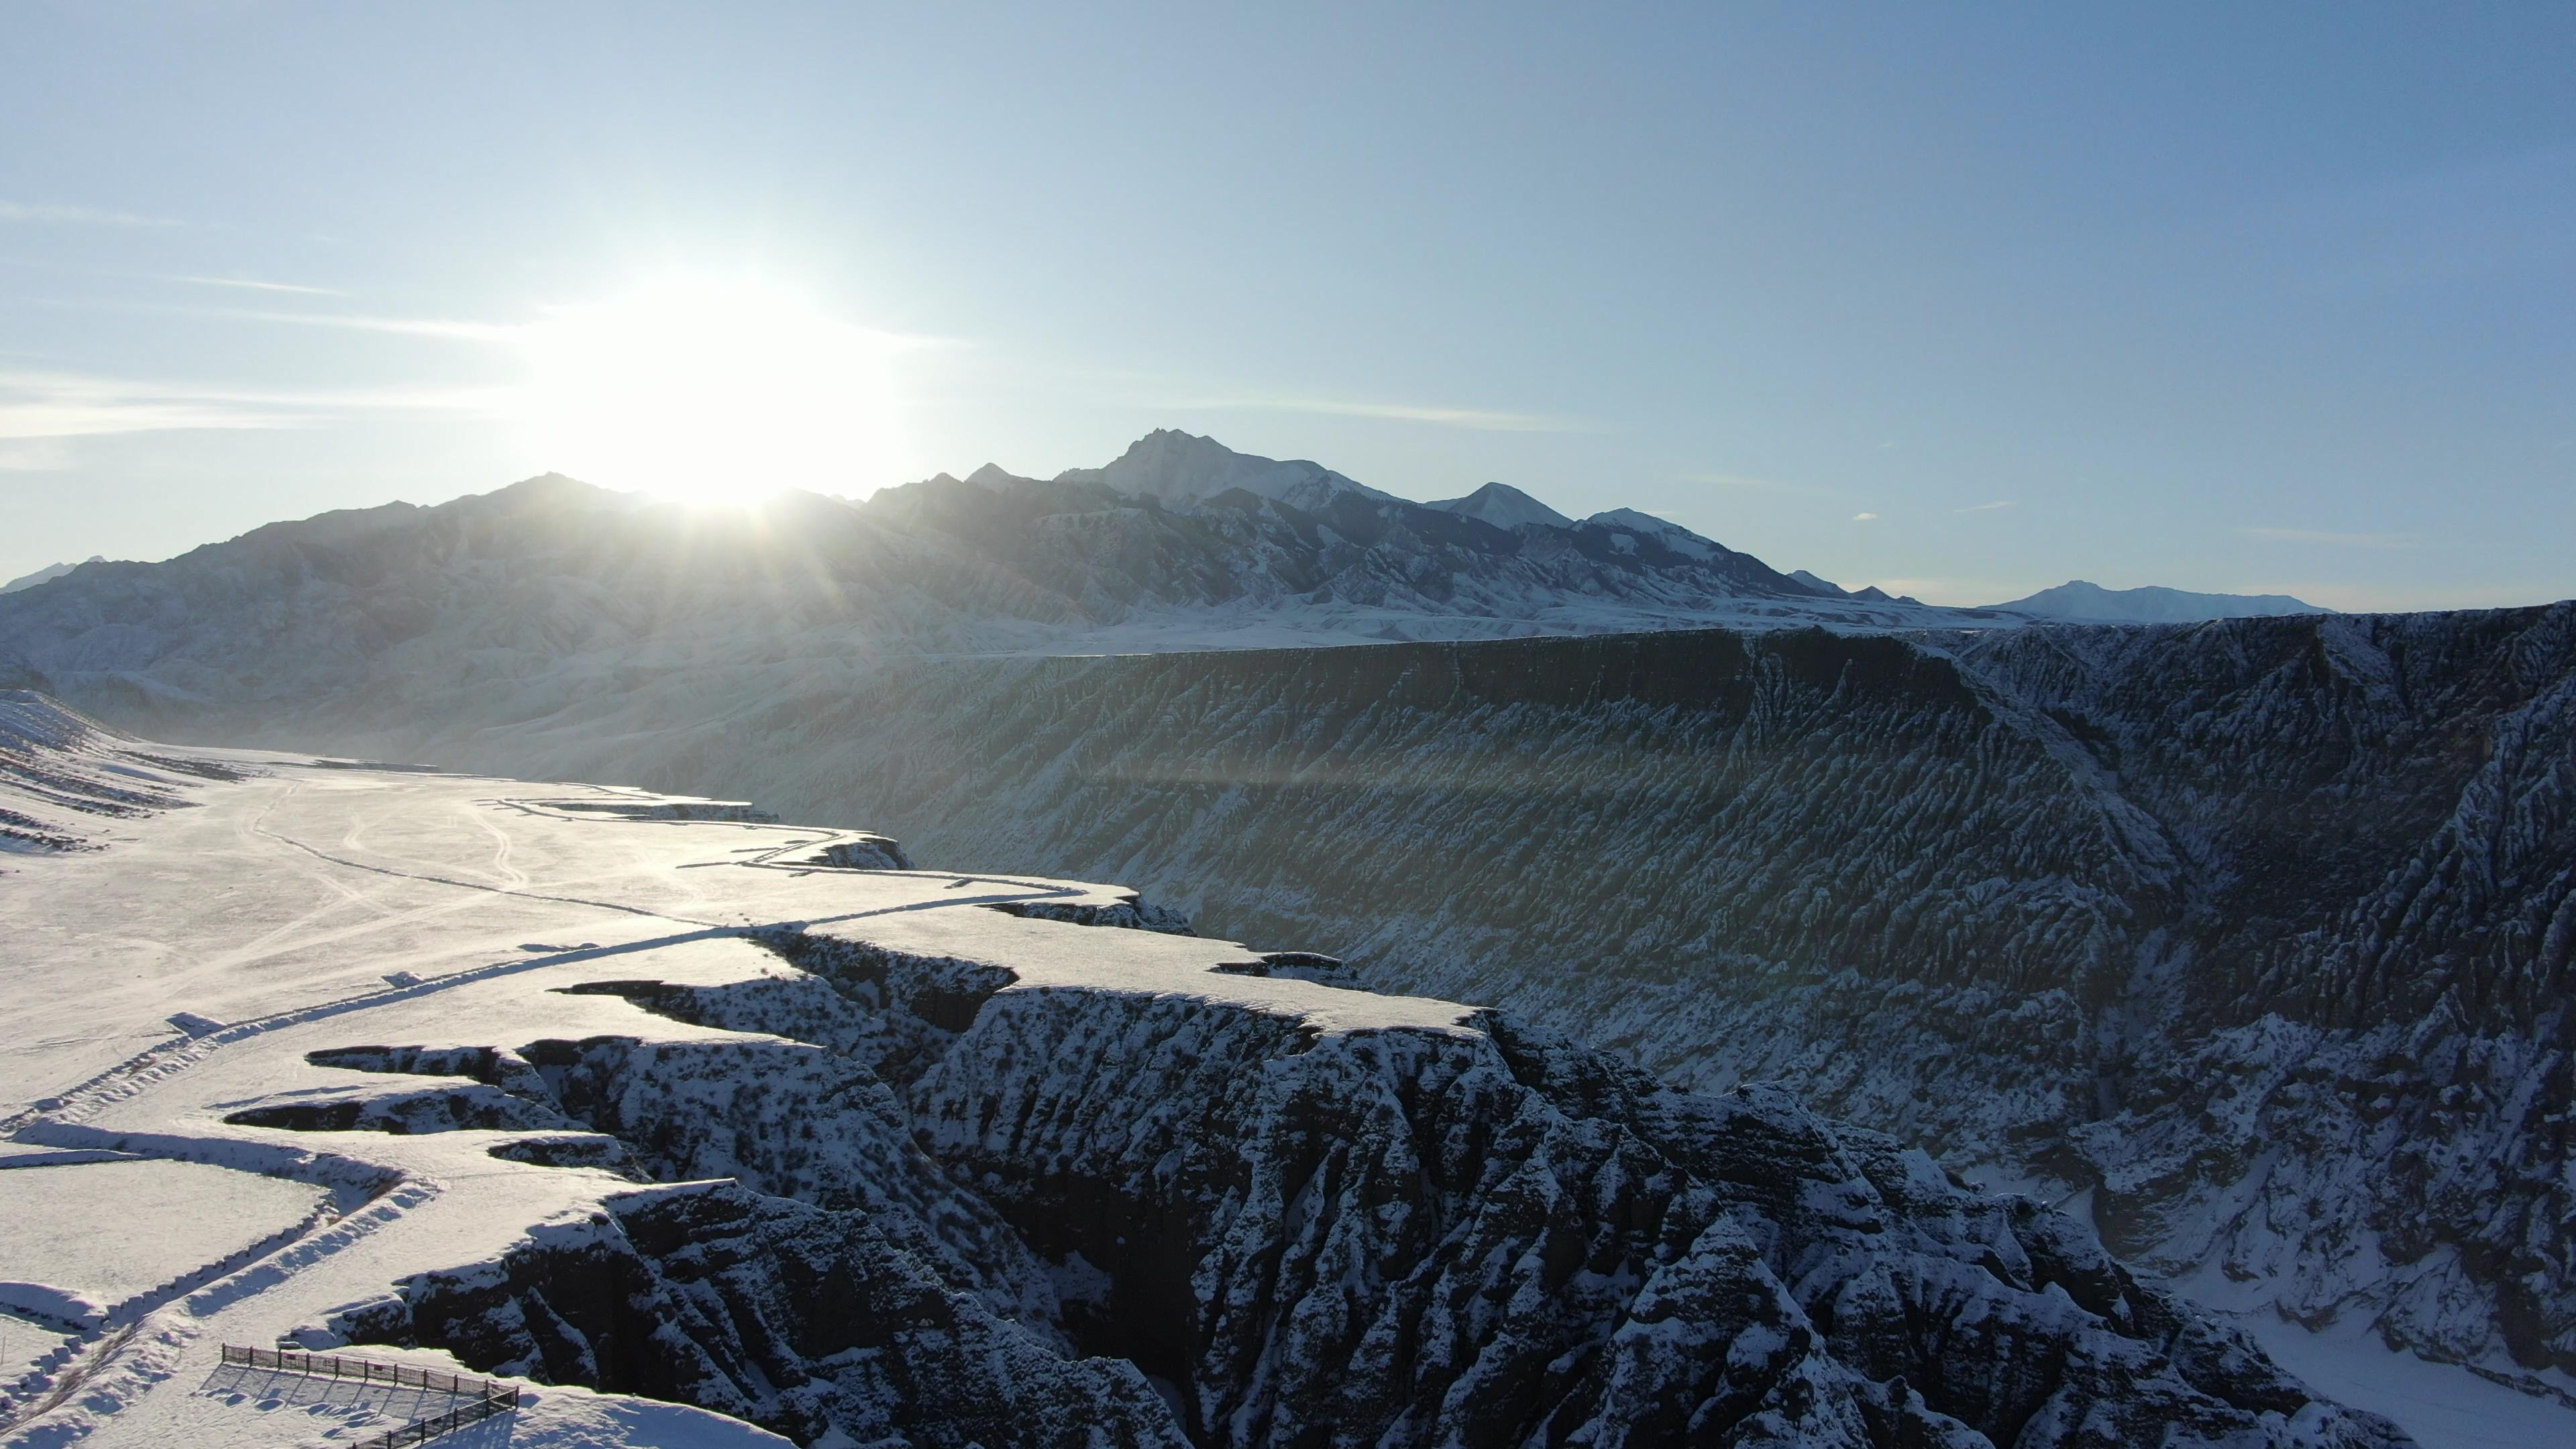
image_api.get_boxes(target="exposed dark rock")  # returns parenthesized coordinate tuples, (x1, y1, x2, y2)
(321, 928, 2408, 1447)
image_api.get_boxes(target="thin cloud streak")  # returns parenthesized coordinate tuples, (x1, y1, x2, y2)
(1179, 392, 1583, 433)
(20, 296, 527, 343)
(169, 274, 350, 298)
(1953, 499, 2013, 513)
(0, 201, 183, 228)
(1852, 511, 1879, 522)
(219, 308, 525, 343)
(0, 368, 509, 441)
(2240, 526, 2417, 548)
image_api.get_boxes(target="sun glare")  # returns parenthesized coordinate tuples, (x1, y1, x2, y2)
(519, 278, 894, 506)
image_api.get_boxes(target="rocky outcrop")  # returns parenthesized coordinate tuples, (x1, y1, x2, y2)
(336, 1180, 1186, 1449)
(297, 928, 2407, 1448)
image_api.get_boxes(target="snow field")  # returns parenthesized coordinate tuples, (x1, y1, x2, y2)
(0, 1161, 327, 1313)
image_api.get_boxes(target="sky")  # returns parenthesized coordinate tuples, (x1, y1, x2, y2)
(1, 3, 2571, 610)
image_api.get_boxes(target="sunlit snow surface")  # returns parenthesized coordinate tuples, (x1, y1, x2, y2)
(1, 710, 2564, 1447)
(0, 733, 1462, 1447)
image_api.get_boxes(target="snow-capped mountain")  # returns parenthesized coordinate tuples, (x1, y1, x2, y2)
(0, 700, 2413, 1448)
(1050, 425, 1405, 511)
(0, 431, 2012, 735)
(1990, 579, 2330, 623)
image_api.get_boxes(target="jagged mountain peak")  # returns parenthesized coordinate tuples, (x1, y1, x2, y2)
(1427, 480, 1573, 531)
(1055, 428, 1398, 511)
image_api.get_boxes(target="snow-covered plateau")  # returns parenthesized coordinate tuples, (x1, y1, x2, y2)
(0, 695, 2428, 1447)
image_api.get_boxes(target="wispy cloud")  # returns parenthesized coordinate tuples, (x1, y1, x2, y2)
(213, 308, 523, 343)
(1953, 499, 2013, 513)
(0, 201, 184, 228)
(168, 274, 349, 298)
(0, 368, 506, 441)
(1852, 511, 1879, 522)
(1178, 392, 1582, 433)
(2239, 526, 2416, 548)
(22, 296, 525, 343)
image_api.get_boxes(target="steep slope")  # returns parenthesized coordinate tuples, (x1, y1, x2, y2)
(204, 610, 2575, 1419)
(0, 689, 247, 854)
(1992, 580, 2330, 623)
(0, 711, 2410, 1448)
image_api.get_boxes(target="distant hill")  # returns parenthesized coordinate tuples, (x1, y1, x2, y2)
(1, 555, 102, 594)
(1987, 578, 2328, 623)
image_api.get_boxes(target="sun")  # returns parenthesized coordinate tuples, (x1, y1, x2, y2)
(519, 278, 896, 505)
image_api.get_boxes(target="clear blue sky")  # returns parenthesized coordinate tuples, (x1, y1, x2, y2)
(3, 3, 2570, 608)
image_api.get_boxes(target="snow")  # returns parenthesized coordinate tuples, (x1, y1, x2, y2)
(1584, 506, 1722, 561)
(5, 686, 2557, 1446)
(1053, 427, 1401, 511)
(0, 1161, 327, 1311)
(0, 1313, 72, 1389)
(1425, 482, 1574, 531)
(2224, 1311, 2576, 1449)
(0, 724, 1470, 1446)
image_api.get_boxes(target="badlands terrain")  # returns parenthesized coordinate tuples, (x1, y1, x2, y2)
(0, 694, 2432, 1448)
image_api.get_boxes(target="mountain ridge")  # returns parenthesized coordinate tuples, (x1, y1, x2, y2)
(0, 433, 2019, 735)
(1990, 578, 2330, 623)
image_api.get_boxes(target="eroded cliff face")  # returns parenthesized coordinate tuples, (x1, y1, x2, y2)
(308, 927, 2406, 1448)
(306, 611, 2573, 1396)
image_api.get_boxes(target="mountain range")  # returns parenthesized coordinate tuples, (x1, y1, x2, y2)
(0, 433, 2348, 688)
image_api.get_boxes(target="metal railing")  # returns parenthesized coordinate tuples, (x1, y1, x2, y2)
(349, 1391, 516, 1449)
(217, 1346, 521, 1447)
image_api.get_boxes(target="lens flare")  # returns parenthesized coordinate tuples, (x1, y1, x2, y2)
(519, 278, 894, 504)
